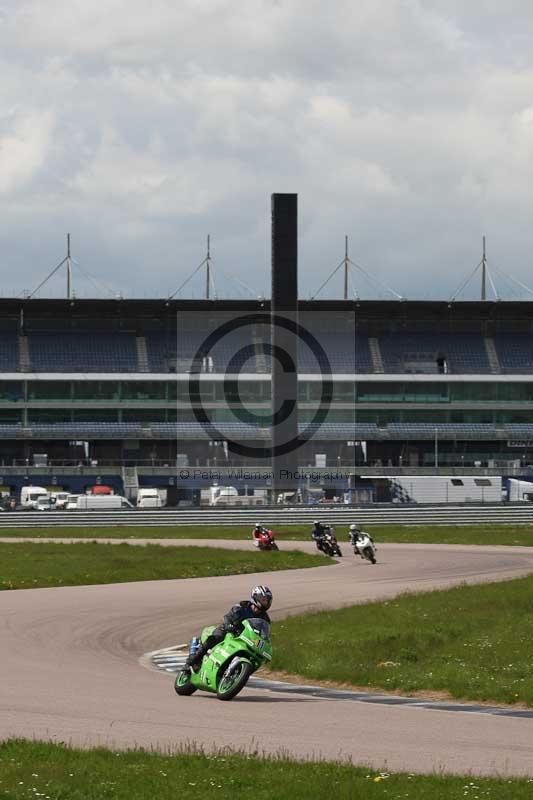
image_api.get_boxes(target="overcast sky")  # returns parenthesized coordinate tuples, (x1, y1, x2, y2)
(1, 1, 533, 300)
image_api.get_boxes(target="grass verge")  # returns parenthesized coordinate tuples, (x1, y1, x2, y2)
(1, 740, 532, 800)
(1, 523, 533, 546)
(266, 574, 533, 706)
(0, 524, 298, 539)
(366, 523, 533, 547)
(0, 542, 329, 590)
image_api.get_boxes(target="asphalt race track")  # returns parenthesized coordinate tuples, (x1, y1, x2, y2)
(2, 541, 533, 777)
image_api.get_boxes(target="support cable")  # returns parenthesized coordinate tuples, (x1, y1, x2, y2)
(347, 258, 403, 299)
(449, 260, 483, 302)
(168, 257, 208, 299)
(348, 268, 359, 300)
(28, 257, 67, 298)
(310, 258, 346, 299)
(491, 262, 533, 299)
(486, 265, 499, 300)
(71, 257, 119, 298)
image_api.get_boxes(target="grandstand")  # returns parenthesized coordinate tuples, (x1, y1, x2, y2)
(0, 296, 533, 500)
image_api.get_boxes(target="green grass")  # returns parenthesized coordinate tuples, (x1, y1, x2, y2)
(266, 574, 533, 706)
(1, 740, 532, 800)
(1, 522, 533, 546)
(0, 542, 329, 590)
(0, 525, 300, 539)
(366, 523, 533, 547)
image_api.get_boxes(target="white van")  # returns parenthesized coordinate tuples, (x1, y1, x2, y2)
(66, 494, 82, 511)
(50, 491, 70, 510)
(207, 485, 266, 507)
(35, 497, 54, 512)
(137, 488, 164, 508)
(20, 486, 50, 509)
(74, 495, 134, 511)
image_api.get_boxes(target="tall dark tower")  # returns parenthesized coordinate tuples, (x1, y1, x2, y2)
(271, 193, 299, 498)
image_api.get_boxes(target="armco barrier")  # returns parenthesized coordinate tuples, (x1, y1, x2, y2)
(1, 505, 533, 527)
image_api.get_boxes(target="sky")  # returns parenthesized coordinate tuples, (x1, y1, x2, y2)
(1, 0, 533, 300)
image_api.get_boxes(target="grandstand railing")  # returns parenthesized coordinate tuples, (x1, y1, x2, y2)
(1, 421, 533, 440)
(0, 464, 528, 478)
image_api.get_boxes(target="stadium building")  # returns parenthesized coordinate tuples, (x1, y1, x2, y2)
(1, 295, 533, 503)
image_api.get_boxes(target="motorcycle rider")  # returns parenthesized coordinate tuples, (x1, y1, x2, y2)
(348, 523, 375, 550)
(252, 522, 271, 544)
(185, 585, 273, 672)
(311, 520, 329, 552)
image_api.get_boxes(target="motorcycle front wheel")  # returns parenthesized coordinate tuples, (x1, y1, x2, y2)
(364, 547, 377, 564)
(217, 660, 253, 701)
(174, 669, 197, 696)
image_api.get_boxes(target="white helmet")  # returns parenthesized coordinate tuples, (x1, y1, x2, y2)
(251, 585, 273, 611)
(350, 524, 360, 532)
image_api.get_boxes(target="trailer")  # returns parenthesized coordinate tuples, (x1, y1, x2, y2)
(73, 495, 133, 510)
(507, 478, 533, 502)
(378, 475, 503, 504)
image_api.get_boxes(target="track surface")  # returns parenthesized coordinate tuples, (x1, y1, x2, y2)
(2, 542, 533, 776)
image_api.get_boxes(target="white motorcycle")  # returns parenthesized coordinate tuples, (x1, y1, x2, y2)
(351, 532, 377, 564)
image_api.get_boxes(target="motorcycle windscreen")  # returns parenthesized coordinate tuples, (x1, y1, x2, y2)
(247, 618, 270, 639)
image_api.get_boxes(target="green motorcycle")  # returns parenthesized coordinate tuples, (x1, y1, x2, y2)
(174, 618, 272, 701)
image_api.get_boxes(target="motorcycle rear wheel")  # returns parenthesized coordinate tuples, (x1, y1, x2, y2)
(174, 669, 197, 696)
(217, 660, 253, 701)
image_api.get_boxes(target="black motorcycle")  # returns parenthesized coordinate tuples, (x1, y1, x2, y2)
(318, 526, 343, 558)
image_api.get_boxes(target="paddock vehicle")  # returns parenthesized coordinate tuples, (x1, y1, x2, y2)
(50, 491, 70, 509)
(35, 497, 54, 511)
(207, 485, 266, 507)
(20, 486, 50, 509)
(65, 494, 82, 510)
(252, 527, 279, 551)
(507, 478, 533, 502)
(351, 532, 377, 564)
(174, 618, 272, 701)
(137, 488, 165, 508)
(71, 495, 134, 510)
(319, 526, 342, 558)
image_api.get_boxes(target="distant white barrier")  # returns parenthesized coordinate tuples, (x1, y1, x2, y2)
(0, 505, 532, 527)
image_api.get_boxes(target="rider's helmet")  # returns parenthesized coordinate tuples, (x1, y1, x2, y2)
(350, 524, 360, 532)
(251, 585, 273, 611)
(313, 520, 319, 526)
(255, 522, 261, 528)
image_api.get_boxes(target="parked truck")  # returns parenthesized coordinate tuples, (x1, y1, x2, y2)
(72, 495, 133, 511)
(205, 485, 267, 507)
(507, 478, 533, 502)
(136, 488, 165, 508)
(381, 475, 503, 504)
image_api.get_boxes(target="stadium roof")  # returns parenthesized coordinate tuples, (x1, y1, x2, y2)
(0, 297, 532, 329)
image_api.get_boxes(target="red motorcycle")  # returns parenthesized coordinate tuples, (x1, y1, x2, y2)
(252, 528, 279, 551)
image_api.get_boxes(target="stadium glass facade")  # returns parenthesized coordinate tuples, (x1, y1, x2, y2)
(0, 297, 533, 495)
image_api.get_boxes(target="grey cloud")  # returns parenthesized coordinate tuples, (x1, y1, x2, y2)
(0, 1, 533, 299)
